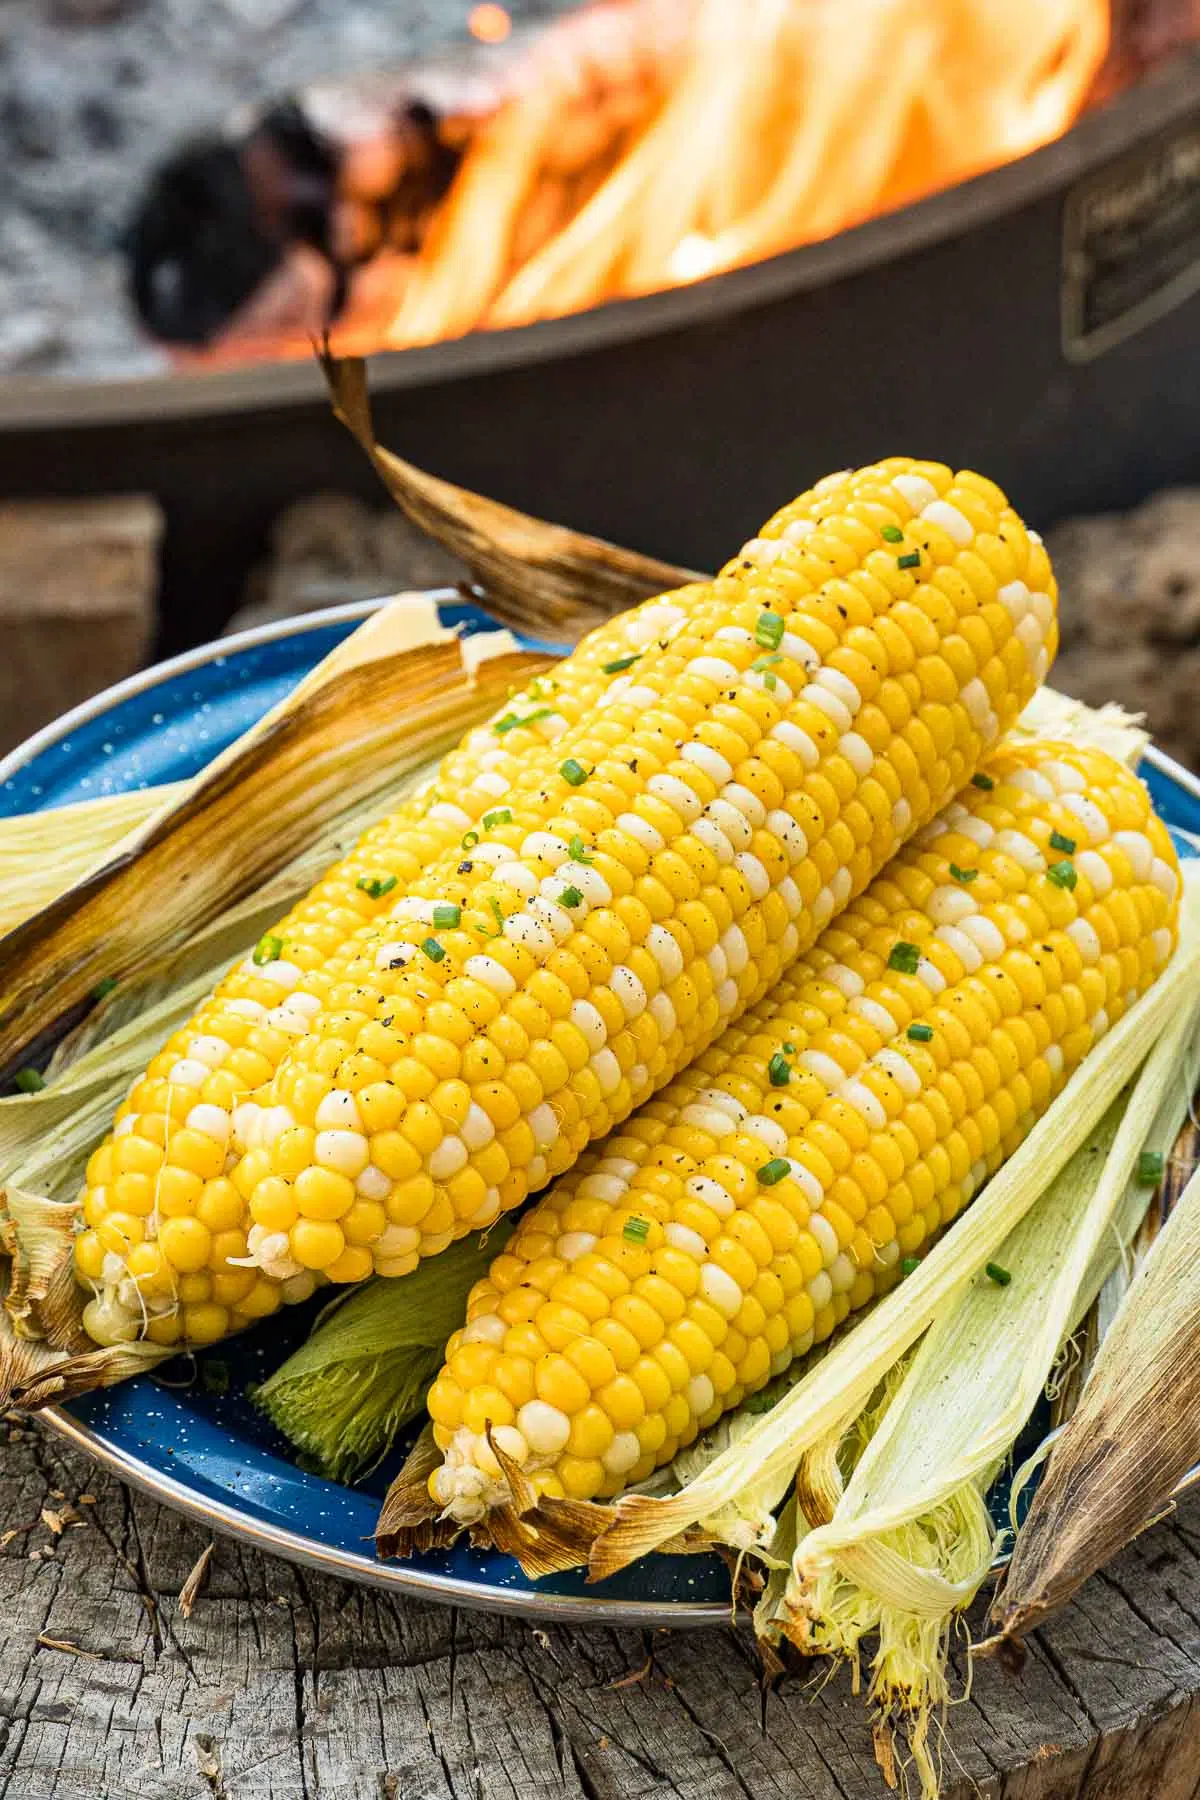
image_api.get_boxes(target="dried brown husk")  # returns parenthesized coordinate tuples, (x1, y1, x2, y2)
(376, 1424, 711, 1578)
(0, 597, 549, 1075)
(322, 351, 703, 643)
(989, 1157, 1200, 1649)
(0, 600, 549, 1408)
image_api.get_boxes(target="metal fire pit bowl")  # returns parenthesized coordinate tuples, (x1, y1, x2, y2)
(2, 51, 1198, 655)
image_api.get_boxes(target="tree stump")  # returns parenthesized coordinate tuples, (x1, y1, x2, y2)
(3, 1416, 1199, 1800)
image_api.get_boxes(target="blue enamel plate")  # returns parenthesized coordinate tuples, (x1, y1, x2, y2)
(4, 595, 1199, 1626)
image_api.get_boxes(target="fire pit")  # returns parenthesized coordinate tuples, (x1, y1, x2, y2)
(0, 2, 1198, 653)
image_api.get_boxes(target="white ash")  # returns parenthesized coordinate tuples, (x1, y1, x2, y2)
(0, 0, 569, 379)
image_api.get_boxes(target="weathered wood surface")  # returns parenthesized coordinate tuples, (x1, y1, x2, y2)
(3, 1418, 1200, 1800)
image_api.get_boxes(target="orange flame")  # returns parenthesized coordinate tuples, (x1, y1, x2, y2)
(379, 0, 1109, 348)
(215, 0, 1113, 364)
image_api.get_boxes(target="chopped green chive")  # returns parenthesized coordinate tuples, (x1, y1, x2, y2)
(901, 1256, 921, 1277)
(356, 874, 398, 900)
(888, 941, 921, 975)
(421, 937, 446, 963)
(432, 903, 462, 929)
(985, 1262, 1012, 1287)
(755, 610, 785, 651)
(897, 551, 921, 571)
(783, 1042, 795, 1055)
(1136, 1150, 1165, 1186)
(881, 524, 904, 544)
(906, 1022, 933, 1043)
(560, 758, 589, 787)
(763, 673, 778, 691)
(495, 707, 552, 735)
(482, 809, 512, 830)
(949, 863, 978, 884)
(568, 835, 594, 864)
(461, 830, 480, 851)
(971, 772, 994, 790)
(253, 933, 284, 967)
(14, 1067, 45, 1094)
(477, 897, 505, 939)
(559, 885, 583, 909)
(757, 1158, 791, 1186)
(768, 1052, 791, 1087)
(1047, 859, 1078, 891)
(1049, 830, 1077, 855)
(91, 975, 119, 1001)
(603, 653, 642, 674)
(623, 1217, 650, 1244)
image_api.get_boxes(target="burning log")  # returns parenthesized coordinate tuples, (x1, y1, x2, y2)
(129, 1, 686, 353)
(127, 0, 1198, 365)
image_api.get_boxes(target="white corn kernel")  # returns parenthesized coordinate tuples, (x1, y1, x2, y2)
(700, 1263, 743, 1318)
(517, 1400, 571, 1458)
(428, 1135, 468, 1180)
(186, 1104, 230, 1142)
(315, 1130, 370, 1179)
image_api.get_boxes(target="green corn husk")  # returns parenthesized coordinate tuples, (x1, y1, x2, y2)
(991, 1145, 1200, 1650)
(253, 1222, 514, 1483)
(773, 1023, 1199, 1795)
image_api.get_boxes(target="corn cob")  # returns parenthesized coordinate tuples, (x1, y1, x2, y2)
(78, 459, 1056, 1349)
(222, 464, 1051, 1270)
(419, 740, 1180, 1519)
(71, 599, 698, 1348)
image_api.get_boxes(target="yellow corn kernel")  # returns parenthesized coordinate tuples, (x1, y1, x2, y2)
(182, 1303, 230, 1344)
(290, 1218, 345, 1270)
(158, 1217, 212, 1274)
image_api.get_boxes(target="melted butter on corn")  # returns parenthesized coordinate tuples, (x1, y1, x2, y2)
(77, 459, 1058, 1347)
(420, 741, 1180, 1520)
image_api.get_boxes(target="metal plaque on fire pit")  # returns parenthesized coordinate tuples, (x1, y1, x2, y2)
(1063, 116, 1200, 362)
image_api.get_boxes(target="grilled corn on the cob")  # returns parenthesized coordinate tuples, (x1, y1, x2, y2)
(420, 740, 1180, 1519)
(78, 459, 1056, 1347)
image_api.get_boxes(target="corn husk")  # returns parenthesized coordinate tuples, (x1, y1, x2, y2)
(0, 785, 186, 937)
(323, 352, 702, 643)
(990, 1125, 1200, 1648)
(0, 599, 550, 1405)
